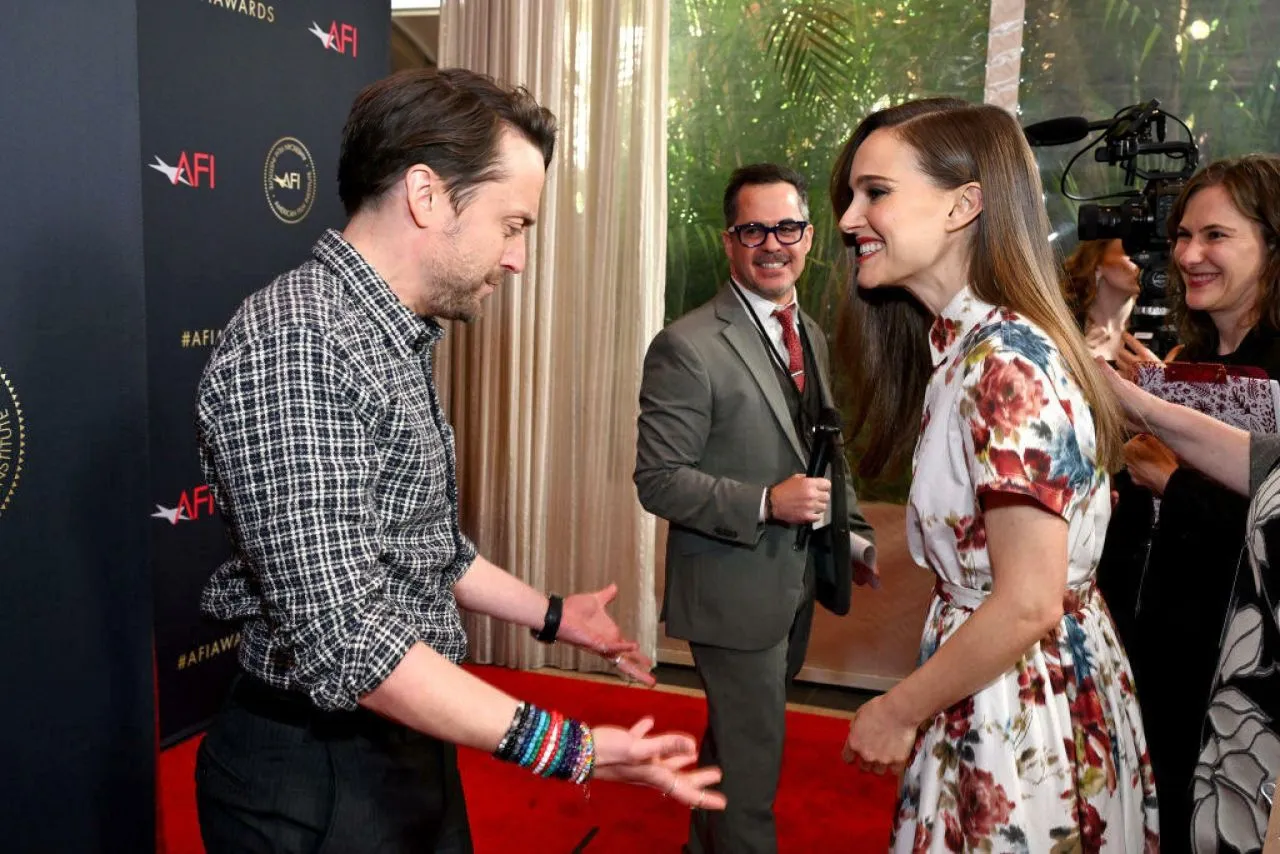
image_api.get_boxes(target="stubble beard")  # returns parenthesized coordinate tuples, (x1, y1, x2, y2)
(740, 250, 797, 302)
(430, 270, 503, 323)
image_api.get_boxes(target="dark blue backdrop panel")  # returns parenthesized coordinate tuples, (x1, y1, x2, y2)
(137, 0, 390, 742)
(0, 3, 154, 852)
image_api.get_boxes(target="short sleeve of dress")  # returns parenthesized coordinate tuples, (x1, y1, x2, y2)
(958, 330, 1097, 520)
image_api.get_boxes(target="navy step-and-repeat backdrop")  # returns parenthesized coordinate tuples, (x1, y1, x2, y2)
(1, 4, 154, 847)
(2, 1, 390, 845)
(138, 0, 388, 743)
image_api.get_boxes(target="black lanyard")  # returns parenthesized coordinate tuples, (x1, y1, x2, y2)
(730, 282, 806, 392)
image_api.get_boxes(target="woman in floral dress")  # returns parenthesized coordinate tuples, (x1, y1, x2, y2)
(829, 99, 1159, 851)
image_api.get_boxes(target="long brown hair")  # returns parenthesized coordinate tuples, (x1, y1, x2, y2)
(1166, 154, 1280, 358)
(831, 100, 1124, 476)
(1061, 240, 1114, 327)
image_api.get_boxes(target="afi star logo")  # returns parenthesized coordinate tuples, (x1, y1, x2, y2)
(148, 152, 216, 188)
(152, 485, 216, 524)
(308, 21, 357, 57)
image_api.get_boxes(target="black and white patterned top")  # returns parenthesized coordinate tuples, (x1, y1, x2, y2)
(1190, 433, 1280, 853)
(197, 229, 475, 711)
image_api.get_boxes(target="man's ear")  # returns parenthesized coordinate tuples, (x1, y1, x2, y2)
(404, 164, 441, 228)
(799, 222, 815, 255)
(946, 182, 983, 233)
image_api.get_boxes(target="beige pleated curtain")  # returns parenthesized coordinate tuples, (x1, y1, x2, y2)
(437, 0, 668, 672)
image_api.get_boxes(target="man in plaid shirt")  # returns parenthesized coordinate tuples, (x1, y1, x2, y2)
(194, 69, 725, 853)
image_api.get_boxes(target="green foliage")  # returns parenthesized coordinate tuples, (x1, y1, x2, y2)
(667, 0, 988, 326)
(666, 0, 987, 501)
(666, 0, 1280, 502)
(1020, 0, 1280, 245)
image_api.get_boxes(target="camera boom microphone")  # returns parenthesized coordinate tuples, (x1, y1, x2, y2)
(1063, 98, 1199, 358)
(1022, 116, 1112, 147)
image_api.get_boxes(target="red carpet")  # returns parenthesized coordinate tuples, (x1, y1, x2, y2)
(160, 666, 898, 852)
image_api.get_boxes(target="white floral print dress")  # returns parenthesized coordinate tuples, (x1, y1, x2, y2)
(891, 287, 1159, 853)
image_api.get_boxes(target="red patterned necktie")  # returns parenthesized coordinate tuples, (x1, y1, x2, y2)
(772, 304, 805, 392)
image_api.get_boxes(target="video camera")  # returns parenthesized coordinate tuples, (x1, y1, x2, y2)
(1024, 99, 1199, 355)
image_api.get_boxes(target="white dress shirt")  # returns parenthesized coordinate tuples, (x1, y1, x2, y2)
(730, 279, 801, 522)
(730, 278, 799, 371)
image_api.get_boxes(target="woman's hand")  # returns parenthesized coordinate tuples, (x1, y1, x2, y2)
(1124, 433, 1179, 496)
(1115, 332, 1180, 380)
(841, 694, 918, 776)
(1095, 356, 1162, 434)
(1114, 332, 1159, 380)
(592, 718, 727, 810)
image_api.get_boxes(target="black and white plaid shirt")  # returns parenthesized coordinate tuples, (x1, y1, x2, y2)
(198, 229, 475, 711)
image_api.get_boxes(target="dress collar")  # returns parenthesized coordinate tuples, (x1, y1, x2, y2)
(928, 285, 998, 368)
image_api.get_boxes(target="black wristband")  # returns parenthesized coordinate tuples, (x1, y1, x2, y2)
(764, 486, 775, 521)
(531, 594, 563, 643)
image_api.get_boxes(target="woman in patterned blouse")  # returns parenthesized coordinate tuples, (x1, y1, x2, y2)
(829, 98, 1158, 851)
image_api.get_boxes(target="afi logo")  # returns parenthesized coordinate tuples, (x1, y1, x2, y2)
(148, 152, 216, 188)
(151, 485, 216, 524)
(308, 21, 357, 56)
(272, 172, 301, 190)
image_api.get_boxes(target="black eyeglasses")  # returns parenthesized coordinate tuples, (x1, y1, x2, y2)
(726, 220, 809, 248)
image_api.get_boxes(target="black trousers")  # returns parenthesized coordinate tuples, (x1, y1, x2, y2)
(196, 675, 472, 854)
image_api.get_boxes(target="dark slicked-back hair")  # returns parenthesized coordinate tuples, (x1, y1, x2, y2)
(338, 68, 558, 216)
(723, 163, 810, 227)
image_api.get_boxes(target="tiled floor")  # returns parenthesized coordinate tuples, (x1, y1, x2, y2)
(654, 663, 877, 715)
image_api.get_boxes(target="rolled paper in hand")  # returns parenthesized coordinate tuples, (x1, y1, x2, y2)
(850, 531, 876, 568)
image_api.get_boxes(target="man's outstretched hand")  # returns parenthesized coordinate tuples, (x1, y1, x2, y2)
(559, 583, 656, 686)
(593, 717, 726, 810)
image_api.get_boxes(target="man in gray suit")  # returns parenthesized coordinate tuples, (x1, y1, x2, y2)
(635, 164, 876, 853)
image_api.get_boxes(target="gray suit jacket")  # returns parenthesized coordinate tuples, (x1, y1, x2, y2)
(635, 285, 873, 651)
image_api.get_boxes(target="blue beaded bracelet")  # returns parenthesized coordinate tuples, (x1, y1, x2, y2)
(494, 701, 595, 784)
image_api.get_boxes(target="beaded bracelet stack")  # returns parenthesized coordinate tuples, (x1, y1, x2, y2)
(493, 701, 595, 784)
